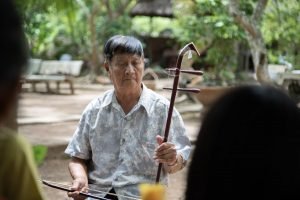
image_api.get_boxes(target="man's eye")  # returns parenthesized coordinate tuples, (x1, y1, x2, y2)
(117, 63, 126, 67)
(133, 61, 141, 66)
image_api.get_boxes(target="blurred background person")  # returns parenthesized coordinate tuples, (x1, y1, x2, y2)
(0, 0, 44, 199)
(185, 85, 300, 200)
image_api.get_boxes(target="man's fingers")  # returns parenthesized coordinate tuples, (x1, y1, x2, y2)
(155, 147, 176, 157)
(68, 179, 88, 200)
(154, 143, 176, 159)
(154, 139, 177, 164)
(156, 135, 164, 145)
(71, 178, 87, 190)
(68, 191, 86, 200)
(156, 142, 175, 150)
(154, 148, 177, 164)
(67, 190, 79, 197)
(70, 183, 80, 191)
(154, 157, 176, 164)
(154, 152, 176, 160)
(155, 142, 175, 152)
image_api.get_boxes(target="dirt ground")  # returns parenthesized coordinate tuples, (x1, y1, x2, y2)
(19, 81, 201, 200)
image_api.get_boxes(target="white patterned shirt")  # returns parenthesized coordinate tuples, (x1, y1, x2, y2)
(65, 84, 191, 200)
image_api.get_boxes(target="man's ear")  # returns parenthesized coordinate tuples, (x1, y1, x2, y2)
(104, 61, 109, 72)
(104, 61, 112, 79)
(104, 60, 110, 74)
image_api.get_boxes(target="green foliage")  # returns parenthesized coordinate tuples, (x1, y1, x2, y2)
(16, 0, 135, 60)
(174, 0, 300, 84)
(262, 0, 300, 67)
(174, 0, 245, 45)
(96, 15, 133, 41)
(173, 0, 246, 85)
(16, 0, 81, 59)
(32, 145, 48, 166)
(15, 0, 300, 79)
(132, 16, 178, 37)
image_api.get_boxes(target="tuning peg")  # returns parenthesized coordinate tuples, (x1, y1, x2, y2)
(163, 87, 200, 93)
(166, 68, 203, 76)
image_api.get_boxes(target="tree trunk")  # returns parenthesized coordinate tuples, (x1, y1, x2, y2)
(228, 0, 271, 84)
(88, 2, 102, 82)
(247, 33, 270, 83)
(85, 0, 133, 82)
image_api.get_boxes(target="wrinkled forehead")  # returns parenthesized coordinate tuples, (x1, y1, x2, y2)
(110, 53, 144, 62)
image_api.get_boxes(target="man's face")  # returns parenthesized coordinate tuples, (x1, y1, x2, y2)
(107, 53, 144, 94)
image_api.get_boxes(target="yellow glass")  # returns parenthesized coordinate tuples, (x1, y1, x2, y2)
(139, 183, 166, 200)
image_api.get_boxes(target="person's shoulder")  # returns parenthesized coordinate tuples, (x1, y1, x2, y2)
(0, 127, 20, 145)
(0, 127, 31, 157)
(144, 87, 169, 106)
(0, 128, 45, 200)
(84, 89, 114, 112)
(143, 86, 181, 117)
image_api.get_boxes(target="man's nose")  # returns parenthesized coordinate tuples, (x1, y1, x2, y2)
(125, 63, 134, 74)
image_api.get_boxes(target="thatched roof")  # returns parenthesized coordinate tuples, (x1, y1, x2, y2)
(130, 0, 173, 18)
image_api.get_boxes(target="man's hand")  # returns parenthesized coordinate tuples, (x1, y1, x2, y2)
(68, 157, 89, 200)
(154, 135, 177, 165)
(68, 177, 88, 200)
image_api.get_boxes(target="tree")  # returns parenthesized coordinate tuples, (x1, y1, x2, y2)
(227, 0, 271, 84)
(15, 0, 79, 58)
(262, 0, 300, 67)
(76, 0, 135, 81)
(174, 0, 246, 85)
(16, 0, 136, 81)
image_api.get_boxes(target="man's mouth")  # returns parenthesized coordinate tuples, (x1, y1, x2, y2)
(123, 77, 135, 81)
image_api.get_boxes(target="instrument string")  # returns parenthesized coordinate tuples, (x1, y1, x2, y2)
(39, 180, 141, 200)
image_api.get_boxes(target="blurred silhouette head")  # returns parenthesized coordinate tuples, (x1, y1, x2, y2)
(186, 85, 300, 200)
(0, 0, 27, 120)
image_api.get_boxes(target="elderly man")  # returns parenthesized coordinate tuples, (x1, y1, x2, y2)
(65, 35, 191, 200)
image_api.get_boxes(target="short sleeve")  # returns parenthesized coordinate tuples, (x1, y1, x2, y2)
(65, 105, 92, 160)
(169, 108, 191, 162)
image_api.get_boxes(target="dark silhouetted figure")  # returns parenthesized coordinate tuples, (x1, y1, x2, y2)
(186, 85, 300, 200)
(0, 0, 44, 199)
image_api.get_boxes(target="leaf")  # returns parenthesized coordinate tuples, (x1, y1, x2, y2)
(215, 21, 224, 27)
(32, 145, 48, 166)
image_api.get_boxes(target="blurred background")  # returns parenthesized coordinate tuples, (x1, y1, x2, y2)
(16, 0, 300, 86)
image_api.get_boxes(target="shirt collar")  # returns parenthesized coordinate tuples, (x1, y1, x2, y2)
(101, 83, 152, 116)
(138, 83, 152, 116)
(100, 89, 114, 108)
